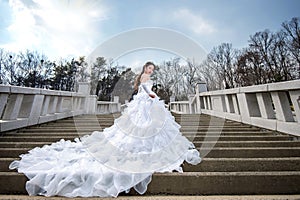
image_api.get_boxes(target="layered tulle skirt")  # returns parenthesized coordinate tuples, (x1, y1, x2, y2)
(9, 92, 201, 197)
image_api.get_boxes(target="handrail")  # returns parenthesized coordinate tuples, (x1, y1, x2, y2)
(0, 85, 93, 132)
(170, 80, 300, 136)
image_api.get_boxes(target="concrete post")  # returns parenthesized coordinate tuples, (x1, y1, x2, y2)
(51, 97, 58, 113)
(232, 94, 240, 114)
(86, 95, 97, 114)
(188, 94, 194, 114)
(246, 93, 261, 117)
(203, 97, 207, 110)
(78, 82, 91, 95)
(225, 94, 234, 113)
(0, 86, 9, 118)
(256, 92, 275, 119)
(56, 97, 63, 113)
(41, 96, 50, 115)
(196, 82, 207, 113)
(271, 91, 294, 122)
(78, 82, 97, 114)
(27, 95, 44, 126)
(207, 97, 212, 110)
(237, 93, 251, 124)
(289, 90, 300, 123)
(2, 94, 23, 120)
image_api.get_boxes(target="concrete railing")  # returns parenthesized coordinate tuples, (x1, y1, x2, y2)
(171, 80, 300, 136)
(96, 96, 121, 114)
(0, 84, 94, 132)
(169, 101, 190, 114)
(0, 82, 126, 132)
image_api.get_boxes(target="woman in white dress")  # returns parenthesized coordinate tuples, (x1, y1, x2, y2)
(9, 61, 201, 197)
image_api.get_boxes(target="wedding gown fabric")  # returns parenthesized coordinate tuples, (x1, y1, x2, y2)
(9, 80, 201, 197)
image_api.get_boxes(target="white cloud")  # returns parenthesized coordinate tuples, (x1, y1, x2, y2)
(172, 8, 216, 35)
(2, 0, 108, 60)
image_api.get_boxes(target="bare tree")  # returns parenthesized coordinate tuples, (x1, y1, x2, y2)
(282, 17, 300, 79)
(155, 58, 185, 100)
(90, 57, 107, 95)
(2, 52, 19, 85)
(236, 48, 266, 86)
(0, 49, 6, 84)
(249, 30, 279, 82)
(205, 43, 238, 89)
(197, 59, 219, 91)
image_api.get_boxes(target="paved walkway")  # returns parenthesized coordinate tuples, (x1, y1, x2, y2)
(1, 195, 300, 200)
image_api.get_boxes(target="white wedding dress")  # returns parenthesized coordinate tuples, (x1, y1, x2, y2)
(9, 80, 201, 197)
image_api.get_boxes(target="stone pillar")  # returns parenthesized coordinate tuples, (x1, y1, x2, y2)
(27, 95, 44, 126)
(2, 94, 23, 120)
(289, 90, 300, 123)
(271, 91, 294, 122)
(78, 82, 96, 114)
(232, 94, 240, 114)
(188, 94, 194, 114)
(256, 92, 275, 119)
(197, 81, 207, 93)
(207, 96, 212, 110)
(56, 97, 63, 113)
(225, 94, 234, 113)
(86, 95, 97, 114)
(237, 93, 251, 124)
(0, 86, 10, 118)
(196, 82, 207, 113)
(246, 93, 261, 117)
(51, 97, 58, 113)
(170, 95, 175, 103)
(41, 96, 50, 115)
(78, 82, 91, 95)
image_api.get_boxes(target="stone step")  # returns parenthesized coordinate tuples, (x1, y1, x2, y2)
(1, 147, 300, 158)
(1, 140, 299, 149)
(1, 113, 299, 196)
(3, 131, 278, 137)
(0, 136, 76, 142)
(188, 135, 294, 141)
(1, 171, 299, 195)
(0, 142, 51, 148)
(146, 171, 300, 195)
(18, 127, 263, 133)
(182, 157, 300, 172)
(201, 147, 300, 158)
(1, 195, 300, 200)
(0, 135, 294, 143)
(34, 124, 256, 130)
(194, 140, 300, 147)
(2, 157, 300, 173)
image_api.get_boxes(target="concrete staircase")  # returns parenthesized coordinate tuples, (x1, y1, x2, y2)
(0, 113, 300, 196)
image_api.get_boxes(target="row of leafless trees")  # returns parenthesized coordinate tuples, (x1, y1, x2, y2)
(0, 49, 89, 91)
(198, 17, 300, 91)
(0, 49, 135, 102)
(0, 17, 299, 102)
(152, 17, 299, 100)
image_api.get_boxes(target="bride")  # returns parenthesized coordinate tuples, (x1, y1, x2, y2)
(9, 61, 201, 197)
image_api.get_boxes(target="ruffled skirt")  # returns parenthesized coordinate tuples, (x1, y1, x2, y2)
(9, 92, 201, 197)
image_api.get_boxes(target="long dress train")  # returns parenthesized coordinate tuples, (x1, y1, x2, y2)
(9, 80, 201, 197)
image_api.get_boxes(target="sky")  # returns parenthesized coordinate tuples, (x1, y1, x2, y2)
(0, 0, 299, 70)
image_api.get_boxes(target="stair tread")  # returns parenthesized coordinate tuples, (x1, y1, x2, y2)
(2, 171, 300, 176)
(1, 113, 299, 195)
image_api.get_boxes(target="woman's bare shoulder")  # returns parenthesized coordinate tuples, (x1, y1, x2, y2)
(140, 74, 150, 83)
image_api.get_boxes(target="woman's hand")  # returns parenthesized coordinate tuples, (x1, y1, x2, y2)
(149, 94, 155, 98)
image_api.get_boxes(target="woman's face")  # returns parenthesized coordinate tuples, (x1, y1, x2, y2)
(144, 64, 155, 75)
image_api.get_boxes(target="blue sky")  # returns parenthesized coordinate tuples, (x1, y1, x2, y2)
(0, 0, 299, 69)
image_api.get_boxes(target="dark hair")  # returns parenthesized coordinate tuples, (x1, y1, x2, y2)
(133, 61, 155, 91)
